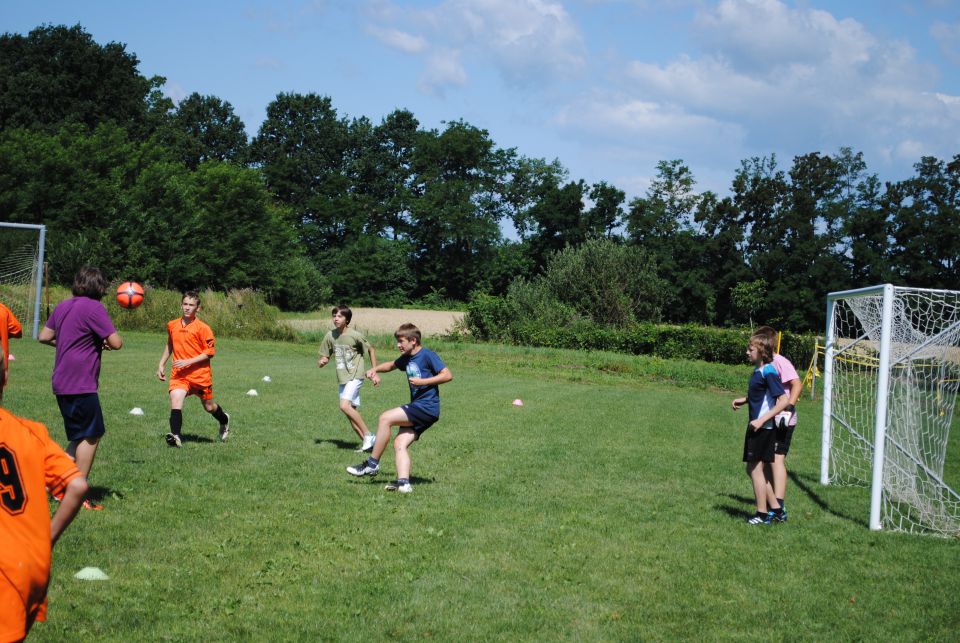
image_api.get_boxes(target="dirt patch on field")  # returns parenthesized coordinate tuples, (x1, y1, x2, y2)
(282, 307, 465, 337)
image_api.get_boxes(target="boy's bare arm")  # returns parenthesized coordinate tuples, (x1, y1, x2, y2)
(157, 340, 172, 380)
(38, 326, 56, 346)
(409, 366, 453, 388)
(750, 393, 790, 430)
(366, 346, 381, 386)
(103, 332, 122, 351)
(788, 379, 803, 405)
(731, 396, 746, 410)
(172, 353, 210, 369)
(51, 475, 88, 546)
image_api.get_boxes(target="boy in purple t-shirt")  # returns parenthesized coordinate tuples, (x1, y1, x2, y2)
(39, 267, 122, 510)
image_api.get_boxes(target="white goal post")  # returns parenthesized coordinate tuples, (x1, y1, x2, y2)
(0, 223, 46, 338)
(820, 284, 960, 535)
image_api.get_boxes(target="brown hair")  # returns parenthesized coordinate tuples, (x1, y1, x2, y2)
(72, 266, 109, 300)
(182, 290, 201, 305)
(394, 323, 421, 344)
(332, 305, 353, 324)
(749, 331, 776, 364)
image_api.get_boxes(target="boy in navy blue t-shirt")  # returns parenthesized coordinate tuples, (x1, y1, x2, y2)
(731, 332, 790, 524)
(347, 323, 453, 493)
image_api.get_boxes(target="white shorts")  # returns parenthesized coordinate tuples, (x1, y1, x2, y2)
(338, 379, 363, 407)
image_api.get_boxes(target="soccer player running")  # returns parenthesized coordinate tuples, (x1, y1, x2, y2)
(157, 291, 230, 447)
(347, 323, 452, 493)
(0, 300, 22, 404)
(39, 266, 122, 510)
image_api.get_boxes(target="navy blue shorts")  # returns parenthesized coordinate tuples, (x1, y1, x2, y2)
(56, 393, 106, 442)
(401, 403, 439, 437)
(775, 424, 795, 455)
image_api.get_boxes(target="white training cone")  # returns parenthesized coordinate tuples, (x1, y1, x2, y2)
(262, 376, 272, 382)
(246, 389, 259, 396)
(129, 407, 145, 416)
(512, 399, 524, 406)
(74, 567, 110, 581)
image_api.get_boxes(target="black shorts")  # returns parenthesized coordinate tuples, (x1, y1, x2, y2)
(56, 392, 106, 442)
(401, 403, 439, 437)
(775, 424, 795, 455)
(743, 422, 776, 463)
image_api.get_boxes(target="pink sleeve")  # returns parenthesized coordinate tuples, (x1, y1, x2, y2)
(773, 354, 799, 384)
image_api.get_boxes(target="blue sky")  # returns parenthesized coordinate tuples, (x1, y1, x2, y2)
(6, 0, 960, 200)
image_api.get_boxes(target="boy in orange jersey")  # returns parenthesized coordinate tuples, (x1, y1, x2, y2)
(156, 291, 230, 447)
(0, 301, 22, 404)
(0, 400, 88, 641)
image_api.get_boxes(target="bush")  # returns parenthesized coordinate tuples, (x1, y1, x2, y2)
(464, 292, 817, 367)
(45, 284, 297, 341)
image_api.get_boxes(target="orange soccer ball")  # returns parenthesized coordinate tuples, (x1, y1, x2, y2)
(116, 281, 145, 309)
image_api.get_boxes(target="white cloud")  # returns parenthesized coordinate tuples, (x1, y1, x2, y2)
(364, 0, 586, 93)
(418, 49, 468, 96)
(553, 0, 959, 187)
(931, 21, 960, 64)
(367, 25, 428, 53)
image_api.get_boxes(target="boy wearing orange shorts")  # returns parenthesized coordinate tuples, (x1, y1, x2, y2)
(157, 291, 230, 447)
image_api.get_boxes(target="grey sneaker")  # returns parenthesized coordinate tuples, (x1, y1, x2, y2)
(346, 461, 379, 477)
(361, 433, 375, 452)
(165, 432, 182, 448)
(384, 480, 413, 493)
(219, 413, 231, 442)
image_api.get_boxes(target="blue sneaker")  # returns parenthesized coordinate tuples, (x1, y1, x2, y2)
(771, 507, 788, 523)
(747, 513, 772, 525)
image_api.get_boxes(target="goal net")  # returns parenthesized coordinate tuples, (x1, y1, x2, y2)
(821, 284, 960, 536)
(0, 223, 45, 339)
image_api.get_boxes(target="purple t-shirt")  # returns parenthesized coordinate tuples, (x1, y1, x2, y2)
(45, 297, 117, 395)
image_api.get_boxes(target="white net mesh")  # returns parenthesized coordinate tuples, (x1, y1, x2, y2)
(826, 286, 960, 536)
(0, 226, 43, 337)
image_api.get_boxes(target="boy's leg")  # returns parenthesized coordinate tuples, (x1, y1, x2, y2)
(339, 398, 369, 441)
(166, 388, 188, 447)
(373, 407, 412, 460)
(202, 397, 230, 441)
(772, 454, 787, 501)
(746, 461, 768, 513)
(393, 429, 418, 481)
(66, 437, 99, 478)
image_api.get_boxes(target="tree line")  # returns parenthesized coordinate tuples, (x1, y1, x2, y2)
(0, 24, 956, 331)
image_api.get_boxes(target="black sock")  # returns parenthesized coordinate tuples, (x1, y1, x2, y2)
(369, 456, 379, 467)
(771, 506, 784, 516)
(777, 498, 785, 508)
(169, 409, 183, 436)
(209, 405, 228, 424)
(397, 478, 410, 485)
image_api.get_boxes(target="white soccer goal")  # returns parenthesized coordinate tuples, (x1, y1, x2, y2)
(820, 284, 960, 536)
(0, 223, 46, 338)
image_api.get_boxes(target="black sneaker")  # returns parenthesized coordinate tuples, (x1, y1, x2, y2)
(219, 413, 231, 442)
(346, 461, 379, 477)
(165, 432, 182, 448)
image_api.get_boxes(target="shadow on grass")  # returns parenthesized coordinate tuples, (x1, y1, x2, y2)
(347, 475, 435, 487)
(181, 433, 215, 444)
(87, 485, 121, 502)
(788, 470, 864, 527)
(717, 493, 756, 520)
(314, 437, 358, 450)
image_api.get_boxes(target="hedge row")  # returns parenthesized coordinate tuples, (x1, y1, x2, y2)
(465, 294, 817, 368)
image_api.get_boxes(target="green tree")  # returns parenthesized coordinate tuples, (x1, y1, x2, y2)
(0, 24, 158, 136)
(886, 156, 960, 289)
(164, 92, 249, 169)
(250, 93, 353, 254)
(407, 120, 512, 300)
(627, 160, 717, 324)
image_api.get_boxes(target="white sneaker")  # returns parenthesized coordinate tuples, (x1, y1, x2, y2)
(384, 480, 413, 493)
(165, 432, 182, 448)
(361, 433, 375, 452)
(219, 413, 231, 442)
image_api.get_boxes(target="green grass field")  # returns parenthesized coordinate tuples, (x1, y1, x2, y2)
(8, 331, 959, 641)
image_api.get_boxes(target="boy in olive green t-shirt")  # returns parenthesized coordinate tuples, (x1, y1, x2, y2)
(318, 305, 379, 452)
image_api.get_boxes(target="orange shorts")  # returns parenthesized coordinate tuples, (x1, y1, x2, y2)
(169, 379, 213, 401)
